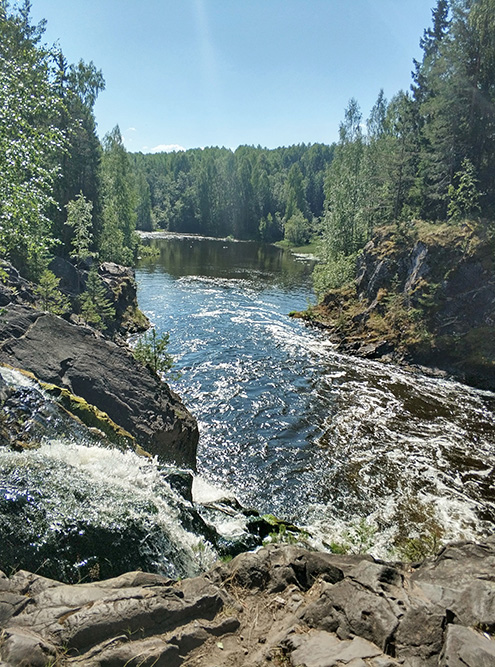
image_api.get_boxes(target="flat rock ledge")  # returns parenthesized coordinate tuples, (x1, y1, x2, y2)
(1, 538, 495, 666)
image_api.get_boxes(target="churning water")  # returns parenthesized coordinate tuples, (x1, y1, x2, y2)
(137, 234, 495, 557)
(0, 366, 220, 580)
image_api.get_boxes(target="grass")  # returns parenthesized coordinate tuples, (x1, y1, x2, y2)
(274, 238, 321, 256)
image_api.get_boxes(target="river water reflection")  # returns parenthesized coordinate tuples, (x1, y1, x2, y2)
(136, 233, 495, 555)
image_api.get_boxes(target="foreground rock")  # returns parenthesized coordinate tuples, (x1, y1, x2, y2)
(1, 538, 495, 666)
(0, 303, 198, 468)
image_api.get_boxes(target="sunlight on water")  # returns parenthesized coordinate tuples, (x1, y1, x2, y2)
(136, 236, 495, 557)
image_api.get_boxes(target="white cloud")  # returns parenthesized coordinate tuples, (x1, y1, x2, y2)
(151, 144, 186, 153)
(126, 127, 137, 132)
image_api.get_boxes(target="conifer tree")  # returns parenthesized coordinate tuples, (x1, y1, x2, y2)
(65, 193, 94, 264)
(79, 267, 115, 331)
(34, 270, 70, 315)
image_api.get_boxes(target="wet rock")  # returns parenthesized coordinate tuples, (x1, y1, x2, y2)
(357, 340, 393, 359)
(0, 304, 198, 467)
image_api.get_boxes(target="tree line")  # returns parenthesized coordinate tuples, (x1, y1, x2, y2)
(130, 143, 334, 245)
(0, 0, 138, 282)
(315, 0, 495, 294)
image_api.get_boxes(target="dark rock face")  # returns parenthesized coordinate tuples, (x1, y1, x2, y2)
(1, 539, 495, 666)
(311, 227, 495, 389)
(0, 304, 198, 468)
(0, 263, 35, 308)
(49, 257, 150, 335)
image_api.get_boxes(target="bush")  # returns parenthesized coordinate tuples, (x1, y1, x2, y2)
(284, 211, 310, 246)
(34, 270, 70, 315)
(313, 252, 357, 298)
(133, 328, 178, 378)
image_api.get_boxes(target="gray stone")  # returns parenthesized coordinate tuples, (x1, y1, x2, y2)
(439, 625, 495, 666)
(287, 630, 384, 667)
(0, 592, 31, 625)
(0, 304, 198, 467)
(93, 639, 182, 667)
(302, 577, 400, 650)
(1, 627, 57, 667)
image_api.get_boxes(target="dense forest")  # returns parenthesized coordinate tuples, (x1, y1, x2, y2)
(130, 144, 334, 244)
(0, 0, 139, 284)
(1, 0, 495, 302)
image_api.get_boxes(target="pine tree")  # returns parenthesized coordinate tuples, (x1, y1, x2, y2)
(447, 158, 481, 221)
(65, 192, 94, 264)
(79, 267, 115, 331)
(100, 126, 137, 263)
(133, 328, 176, 377)
(34, 270, 70, 315)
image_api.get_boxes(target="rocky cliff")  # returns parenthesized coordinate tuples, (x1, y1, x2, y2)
(300, 222, 495, 390)
(1, 538, 495, 666)
(0, 262, 198, 468)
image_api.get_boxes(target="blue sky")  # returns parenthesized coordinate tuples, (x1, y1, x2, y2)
(30, 0, 436, 153)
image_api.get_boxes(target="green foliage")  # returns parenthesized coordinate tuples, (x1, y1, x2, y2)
(393, 496, 444, 562)
(322, 99, 367, 259)
(342, 518, 378, 554)
(79, 267, 115, 331)
(65, 192, 94, 262)
(312, 252, 357, 297)
(0, 8, 66, 279)
(133, 328, 178, 378)
(34, 270, 70, 315)
(284, 211, 310, 246)
(100, 126, 138, 264)
(0, 2, 106, 282)
(312, 1, 495, 303)
(447, 158, 481, 222)
(129, 144, 333, 241)
(259, 212, 281, 242)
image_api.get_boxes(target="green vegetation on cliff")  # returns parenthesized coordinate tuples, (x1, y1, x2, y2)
(0, 1, 138, 283)
(315, 0, 495, 297)
(298, 220, 495, 388)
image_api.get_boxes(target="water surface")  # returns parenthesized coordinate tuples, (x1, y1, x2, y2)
(137, 234, 495, 555)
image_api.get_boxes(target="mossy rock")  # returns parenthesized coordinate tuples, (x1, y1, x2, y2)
(40, 381, 137, 449)
(246, 513, 305, 542)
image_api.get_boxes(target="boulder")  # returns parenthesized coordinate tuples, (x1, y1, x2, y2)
(1, 541, 495, 666)
(0, 304, 198, 468)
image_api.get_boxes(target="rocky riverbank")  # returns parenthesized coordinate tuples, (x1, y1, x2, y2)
(0, 261, 198, 467)
(296, 222, 495, 391)
(1, 538, 495, 666)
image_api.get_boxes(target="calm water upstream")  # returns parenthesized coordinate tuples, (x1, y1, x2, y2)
(136, 233, 495, 556)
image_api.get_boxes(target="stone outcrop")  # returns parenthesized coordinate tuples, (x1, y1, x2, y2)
(0, 303, 198, 468)
(1, 538, 495, 666)
(301, 224, 495, 389)
(49, 257, 150, 335)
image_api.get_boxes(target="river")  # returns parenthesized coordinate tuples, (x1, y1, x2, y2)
(136, 233, 495, 558)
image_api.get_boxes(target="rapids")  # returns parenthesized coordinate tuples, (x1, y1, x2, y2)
(136, 234, 495, 557)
